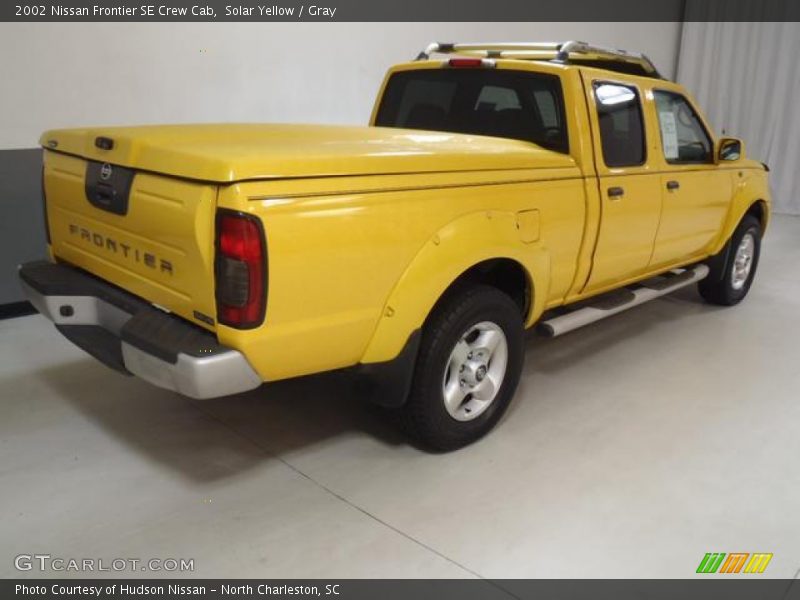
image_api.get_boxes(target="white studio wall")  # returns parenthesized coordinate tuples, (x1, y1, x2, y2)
(0, 22, 677, 307)
(0, 22, 681, 150)
(678, 21, 800, 215)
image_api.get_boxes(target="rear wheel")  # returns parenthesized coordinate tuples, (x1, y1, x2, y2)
(698, 215, 761, 306)
(400, 285, 525, 451)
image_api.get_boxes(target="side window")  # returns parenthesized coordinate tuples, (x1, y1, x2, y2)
(593, 82, 646, 168)
(654, 91, 712, 163)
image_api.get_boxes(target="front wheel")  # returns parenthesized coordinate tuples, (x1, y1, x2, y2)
(400, 285, 525, 451)
(698, 215, 762, 306)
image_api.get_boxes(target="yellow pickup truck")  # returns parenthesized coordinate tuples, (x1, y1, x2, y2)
(19, 41, 770, 450)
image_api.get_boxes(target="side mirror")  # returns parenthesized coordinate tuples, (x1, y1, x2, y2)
(716, 137, 744, 163)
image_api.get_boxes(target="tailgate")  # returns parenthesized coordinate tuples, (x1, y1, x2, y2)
(43, 150, 218, 331)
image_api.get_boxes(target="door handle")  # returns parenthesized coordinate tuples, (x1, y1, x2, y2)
(607, 186, 624, 198)
(666, 180, 680, 191)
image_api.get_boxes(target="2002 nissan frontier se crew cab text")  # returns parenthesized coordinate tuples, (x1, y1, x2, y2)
(19, 41, 771, 450)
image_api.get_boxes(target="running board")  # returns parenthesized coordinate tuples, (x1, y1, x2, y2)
(538, 264, 710, 338)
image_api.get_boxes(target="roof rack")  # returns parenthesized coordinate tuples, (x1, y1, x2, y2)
(415, 41, 663, 79)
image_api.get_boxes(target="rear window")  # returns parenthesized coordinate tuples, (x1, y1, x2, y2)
(375, 68, 569, 153)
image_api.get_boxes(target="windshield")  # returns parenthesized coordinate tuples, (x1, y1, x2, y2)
(374, 68, 569, 153)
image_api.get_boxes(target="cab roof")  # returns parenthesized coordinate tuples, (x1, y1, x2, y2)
(414, 41, 665, 80)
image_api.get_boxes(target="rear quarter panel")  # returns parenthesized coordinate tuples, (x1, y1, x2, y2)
(216, 168, 586, 381)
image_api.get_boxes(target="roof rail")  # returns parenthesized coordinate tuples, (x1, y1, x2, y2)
(415, 41, 662, 78)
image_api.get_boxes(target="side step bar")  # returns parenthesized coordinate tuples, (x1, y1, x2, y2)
(539, 264, 710, 338)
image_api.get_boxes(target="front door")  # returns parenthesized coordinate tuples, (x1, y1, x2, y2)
(581, 76, 663, 294)
(648, 90, 732, 269)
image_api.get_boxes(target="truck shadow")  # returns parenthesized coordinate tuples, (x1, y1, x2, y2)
(525, 286, 711, 372)
(34, 359, 405, 485)
(30, 286, 713, 483)
(506, 286, 715, 420)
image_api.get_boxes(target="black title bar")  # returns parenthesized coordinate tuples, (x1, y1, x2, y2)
(3, 0, 800, 22)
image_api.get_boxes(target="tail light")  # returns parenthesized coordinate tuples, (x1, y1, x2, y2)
(215, 210, 267, 329)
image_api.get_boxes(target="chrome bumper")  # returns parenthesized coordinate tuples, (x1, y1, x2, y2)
(19, 261, 262, 400)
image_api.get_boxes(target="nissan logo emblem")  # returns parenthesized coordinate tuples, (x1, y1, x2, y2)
(100, 163, 113, 181)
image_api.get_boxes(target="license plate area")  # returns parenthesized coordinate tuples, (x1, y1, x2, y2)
(85, 161, 135, 216)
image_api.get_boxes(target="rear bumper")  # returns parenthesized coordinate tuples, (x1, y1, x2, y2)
(18, 260, 262, 399)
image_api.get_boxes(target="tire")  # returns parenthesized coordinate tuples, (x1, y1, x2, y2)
(698, 215, 761, 306)
(400, 285, 525, 451)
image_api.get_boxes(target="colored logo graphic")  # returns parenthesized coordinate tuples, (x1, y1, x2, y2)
(696, 553, 772, 574)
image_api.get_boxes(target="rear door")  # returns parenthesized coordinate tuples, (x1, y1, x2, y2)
(44, 150, 218, 330)
(580, 74, 663, 294)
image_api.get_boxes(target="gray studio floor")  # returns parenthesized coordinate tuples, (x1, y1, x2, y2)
(2, 215, 799, 580)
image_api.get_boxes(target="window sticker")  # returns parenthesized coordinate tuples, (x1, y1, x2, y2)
(659, 111, 679, 159)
